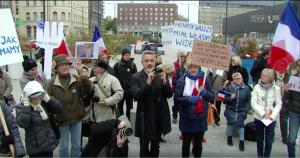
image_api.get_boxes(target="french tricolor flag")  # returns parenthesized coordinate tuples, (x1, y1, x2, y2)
(268, 2, 300, 73)
(93, 26, 106, 55)
(217, 90, 226, 102)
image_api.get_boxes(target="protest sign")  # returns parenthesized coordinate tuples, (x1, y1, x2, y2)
(191, 40, 231, 71)
(75, 42, 98, 59)
(161, 25, 173, 48)
(36, 21, 64, 79)
(0, 9, 23, 66)
(288, 76, 300, 92)
(172, 21, 213, 51)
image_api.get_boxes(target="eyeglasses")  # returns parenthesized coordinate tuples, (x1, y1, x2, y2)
(233, 78, 242, 80)
(180, 56, 185, 58)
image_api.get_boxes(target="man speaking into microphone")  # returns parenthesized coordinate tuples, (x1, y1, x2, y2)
(131, 51, 173, 157)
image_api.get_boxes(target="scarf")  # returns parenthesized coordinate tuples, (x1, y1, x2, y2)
(32, 104, 48, 120)
(258, 80, 273, 90)
(183, 71, 205, 113)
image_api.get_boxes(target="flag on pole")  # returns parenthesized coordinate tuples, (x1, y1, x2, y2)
(268, 2, 300, 73)
(93, 26, 106, 54)
(56, 37, 71, 56)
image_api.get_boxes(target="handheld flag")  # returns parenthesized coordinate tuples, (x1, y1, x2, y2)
(268, 2, 300, 73)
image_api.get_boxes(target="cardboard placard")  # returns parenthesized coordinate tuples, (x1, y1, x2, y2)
(191, 40, 231, 71)
(0, 9, 23, 66)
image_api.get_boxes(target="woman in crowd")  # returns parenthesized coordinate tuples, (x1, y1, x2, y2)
(0, 67, 13, 104)
(224, 56, 249, 86)
(251, 68, 282, 157)
(223, 72, 251, 151)
(174, 60, 214, 157)
(15, 81, 63, 157)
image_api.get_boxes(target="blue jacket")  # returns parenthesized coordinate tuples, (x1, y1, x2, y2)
(174, 75, 214, 133)
(223, 83, 251, 127)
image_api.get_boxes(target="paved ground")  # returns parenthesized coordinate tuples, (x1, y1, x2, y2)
(9, 53, 300, 157)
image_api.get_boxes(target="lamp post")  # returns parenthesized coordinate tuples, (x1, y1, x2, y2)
(224, 0, 228, 44)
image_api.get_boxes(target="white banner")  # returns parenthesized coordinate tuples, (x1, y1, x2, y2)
(0, 9, 23, 66)
(161, 25, 173, 48)
(171, 21, 213, 51)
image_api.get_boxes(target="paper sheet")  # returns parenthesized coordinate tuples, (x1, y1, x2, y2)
(261, 118, 273, 126)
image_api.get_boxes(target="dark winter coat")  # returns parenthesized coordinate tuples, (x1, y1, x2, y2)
(172, 67, 186, 92)
(227, 65, 249, 84)
(287, 73, 300, 113)
(174, 75, 214, 133)
(223, 83, 251, 127)
(15, 97, 63, 155)
(80, 119, 129, 157)
(46, 74, 93, 126)
(0, 101, 25, 157)
(113, 59, 137, 97)
(250, 56, 268, 83)
(131, 70, 173, 139)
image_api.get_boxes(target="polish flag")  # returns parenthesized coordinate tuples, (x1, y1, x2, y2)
(268, 2, 300, 73)
(56, 37, 71, 56)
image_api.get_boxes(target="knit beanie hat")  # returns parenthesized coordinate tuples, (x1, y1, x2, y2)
(96, 59, 108, 70)
(121, 48, 130, 56)
(22, 55, 37, 72)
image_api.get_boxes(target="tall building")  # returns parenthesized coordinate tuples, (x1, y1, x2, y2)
(0, 0, 12, 8)
(117, 3, 178, 36)
(88, 1, 104, 29)
(11, 0, 103, 39)
(198, 1, 269, 36)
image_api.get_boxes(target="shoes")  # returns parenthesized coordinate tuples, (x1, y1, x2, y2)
(160, 137, 167, 143)
(239, 140, 245, 151)
(227, 136, 233, 146)
(282, 139, 288, 145)
(172, 118, 177, 124)
(215, 121, 220, 126)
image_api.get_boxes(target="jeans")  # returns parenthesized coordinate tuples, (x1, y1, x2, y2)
(287, 111, 300, 157)
(254, 119, 276, 158)
(280, 105, 289, 143)
(227, 125, 245, 141)
(117, 96, 133, 120)
(182, 131, 204, 157)
(59, 121, 82, 157)
(213, 101, 222, 123)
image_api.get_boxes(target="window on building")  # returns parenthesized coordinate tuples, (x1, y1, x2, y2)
(160, 12, 163, 15)
(140, 8, 143, 11)
(160, 17, 163, 21)
(145, 8, 148, 11)
(33, 0, 36, 6)
(155, 8, 158, 11)
(150, 8, 153, 11)
(26, 25, 31, 38)
(130, 8, 132, 11)
(155, 17, 157, 20)
(26, 12, 30, 21)
(165, 22, 168, 25)
(33, 26, 36, 38)
(170, 13, 173, 16)
(139, 17, 142, 20)
(135, 12, 137, 15)
(40, 12, 44, 20)
(33, 12, 37, 21)
(16, 7, 19, 15)
(160, 8, 163, 11)
(61, 12, 65, 21)
(170, 8, 173, 11)
(145, 17, 148, 20)
(120, 17, 122, 20)
(150, 21, 152, 25)
(135, 17, 137, 20)
(150, 12, 152, 16)
(130, 16, 132, 20)
(140, 12, 142, 16)
(53, 11, 57, 21)
(26, 0, 29, 6)
(68, 12, 70, 21)
(135, 8, 137, 11)
(165, 12, 168, 16)
(165, 8, 168, 11)
(145, 12, 147, 16)
(120, 7, 122, 11)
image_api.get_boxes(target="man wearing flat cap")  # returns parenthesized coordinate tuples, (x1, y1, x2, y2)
(46, 55, 94, 157)
(89, 59, 124, 123)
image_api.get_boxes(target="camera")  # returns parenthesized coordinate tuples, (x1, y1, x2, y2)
(153, 66, 163, 74)
(118, 127, 133, 137)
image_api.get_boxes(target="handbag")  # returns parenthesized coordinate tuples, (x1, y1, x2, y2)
(3, 95, 16, 107)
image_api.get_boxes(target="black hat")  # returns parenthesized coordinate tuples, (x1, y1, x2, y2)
(121, 48, 131, 56)
(96, 59, 108, 70)
(22, 55, 37, 72)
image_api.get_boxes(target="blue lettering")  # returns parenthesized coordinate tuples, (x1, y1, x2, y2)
(0, 47, 4, 55)
(175, 39, 192, 47)
(0, 36, 5, 44)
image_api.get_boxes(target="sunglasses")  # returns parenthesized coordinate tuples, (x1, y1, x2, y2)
(234, 77, 242, 80)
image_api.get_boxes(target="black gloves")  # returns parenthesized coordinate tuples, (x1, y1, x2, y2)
(1, 135, 14, 146)
(92, 96, 100, 103)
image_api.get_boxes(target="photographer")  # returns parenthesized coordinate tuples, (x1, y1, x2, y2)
(80, 115, 131, 157)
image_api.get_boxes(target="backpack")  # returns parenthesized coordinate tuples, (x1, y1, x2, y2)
(245, 121, 256, 142)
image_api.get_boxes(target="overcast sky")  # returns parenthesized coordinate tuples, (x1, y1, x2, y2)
(103, 1, 286, 23)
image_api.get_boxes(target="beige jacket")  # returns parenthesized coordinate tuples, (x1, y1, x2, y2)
(0, 71, 12, 100)
(89, 72, 124, 122)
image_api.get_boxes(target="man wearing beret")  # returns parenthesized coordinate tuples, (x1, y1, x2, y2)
(46, 55, 94, 157)
(89, 59, 124, 123)
(20, 55, 47, 90)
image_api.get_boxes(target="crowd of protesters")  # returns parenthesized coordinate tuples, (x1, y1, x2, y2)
(1, 46, 300, 158)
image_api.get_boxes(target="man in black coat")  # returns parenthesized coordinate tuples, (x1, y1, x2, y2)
(131, 51, 173, 157)
(114, 48, 137, 120)
(250, 49, 269, 85)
